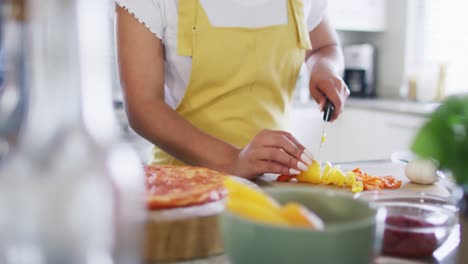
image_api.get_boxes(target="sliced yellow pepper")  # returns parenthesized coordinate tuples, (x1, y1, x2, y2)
(226, 198, 288, 226)
(321, 162, 333, 183)
(337, 171, 346, 187)
(297, 160, 322, 184)
(351, 181, 364, 193)
(321, 133, 327, 144)
(224, 178, 280, 211)
(345, 171, 356, 187)
(329, 166, 344, 186)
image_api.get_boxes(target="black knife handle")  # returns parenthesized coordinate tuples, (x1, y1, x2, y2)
(323, 99, 335, 122)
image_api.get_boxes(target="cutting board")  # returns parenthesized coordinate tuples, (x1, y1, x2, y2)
(143, 176, 257, 263)
(255, 161, 451, 197)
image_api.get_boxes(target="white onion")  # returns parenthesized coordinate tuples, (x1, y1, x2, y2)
(405, 159, 438, 185)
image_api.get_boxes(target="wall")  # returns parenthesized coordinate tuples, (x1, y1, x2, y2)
(336, 0, 409, 99)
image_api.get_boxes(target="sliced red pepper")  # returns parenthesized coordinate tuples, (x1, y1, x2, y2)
(276, 175, 295, 182)
(383, 176, 396, 183)
(364, 183, 382, 191)
(383, 178, 402, 189)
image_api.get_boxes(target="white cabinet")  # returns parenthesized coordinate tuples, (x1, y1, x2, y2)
(327, 0, 387, 32)
(287, 105, 427, 163)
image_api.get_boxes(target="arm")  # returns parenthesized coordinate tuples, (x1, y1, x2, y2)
(306, 16, 349, 121)
(115, 6, 310, 178)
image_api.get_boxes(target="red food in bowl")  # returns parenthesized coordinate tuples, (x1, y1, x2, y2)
(382, 216, 438, 258)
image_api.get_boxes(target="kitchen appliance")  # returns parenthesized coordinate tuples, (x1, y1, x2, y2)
(343, 43, 376, 97)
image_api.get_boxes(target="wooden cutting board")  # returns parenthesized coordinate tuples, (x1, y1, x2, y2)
(255, 161, 451, 197)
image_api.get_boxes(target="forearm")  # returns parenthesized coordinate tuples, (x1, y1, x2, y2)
(126, 100, 240, 173)
(305, 18, 349, 120)
(306, 44, 344, 76)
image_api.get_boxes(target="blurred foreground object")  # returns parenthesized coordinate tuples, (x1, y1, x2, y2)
(411, 95, 468, 263)
(0, 0, 28, 156)
(412, 96, 468, 185)
(0, 0, 145, 263)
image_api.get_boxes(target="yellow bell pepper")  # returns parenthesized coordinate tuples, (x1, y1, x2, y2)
(227, 198, 288, 226)
(297, 160, 322, 184)
(224, 178, 280, 211)
(321, 133, 327, 144)
(337, 171, 346, 187)
(345, 171, 356, 187)
(351, 181, 364, 193)
(321, 162, 332, 183)
(328, 166, 344, 186)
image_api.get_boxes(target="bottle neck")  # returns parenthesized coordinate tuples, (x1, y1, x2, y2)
(76, 0, 119, 145)
(19, 0, 118, 153)
(19, 0, 83, 152)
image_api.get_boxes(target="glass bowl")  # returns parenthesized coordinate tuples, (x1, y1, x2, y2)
(355, 191, 459, 259)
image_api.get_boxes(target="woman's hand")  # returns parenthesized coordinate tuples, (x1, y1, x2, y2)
(306, 17, 349, 121)
(229, 130, 314, 179)
(309, 67, 350, 121)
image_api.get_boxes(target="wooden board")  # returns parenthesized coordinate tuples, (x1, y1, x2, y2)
(143, 176, 256, 263)
(255, 161, 451, 197)
(143, 203, 224, 263)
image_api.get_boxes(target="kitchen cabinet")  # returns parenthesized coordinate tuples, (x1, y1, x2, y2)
(327, 0, 387, 32)
(287, 104, 427, 163)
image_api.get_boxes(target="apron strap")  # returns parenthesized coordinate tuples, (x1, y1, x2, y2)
(290, 0, 312, 50)
(178, 0, 197, 56)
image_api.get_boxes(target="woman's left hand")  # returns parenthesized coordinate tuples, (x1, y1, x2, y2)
(309, 66, 350, 122)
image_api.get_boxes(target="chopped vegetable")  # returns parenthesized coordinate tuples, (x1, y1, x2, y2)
(352, 168, 402, 191)
(321, 133, 327, 144)
(296, 161, 322, 184)
(276, 174, 296, 182)
(344, 171, 356, 187)
(405, 159, 438, 185)
(225, 178, 280, 211)
(275, 164, 402, 193)
(280, 202, 325, 230)
(225, 179, 325, 229)
(322, 162, 333, 181)
(352, 181, 364, 193)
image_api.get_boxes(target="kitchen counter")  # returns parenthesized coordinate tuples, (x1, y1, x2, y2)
(345, 98, 440, 117)
(292, 98, 439, 117)
(156, 160, 462, 264)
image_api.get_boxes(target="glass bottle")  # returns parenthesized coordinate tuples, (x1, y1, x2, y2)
(0, 0, 29, 157)
(0, 0, 145, 263)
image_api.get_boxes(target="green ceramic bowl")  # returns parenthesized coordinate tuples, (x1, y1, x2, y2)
(221, 187, 382, 264)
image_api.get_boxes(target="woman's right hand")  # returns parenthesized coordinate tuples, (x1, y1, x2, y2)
(229, 129, 314, 179)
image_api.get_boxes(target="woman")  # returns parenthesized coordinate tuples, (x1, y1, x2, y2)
(115, 0, 349, 179)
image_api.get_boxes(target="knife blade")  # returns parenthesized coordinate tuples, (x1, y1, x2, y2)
(316, 99, 335, 161)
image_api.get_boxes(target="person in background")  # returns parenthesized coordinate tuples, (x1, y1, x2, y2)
(115, 0, 349, 179)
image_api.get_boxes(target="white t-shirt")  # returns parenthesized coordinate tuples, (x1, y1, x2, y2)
(116, 0, 327, 108)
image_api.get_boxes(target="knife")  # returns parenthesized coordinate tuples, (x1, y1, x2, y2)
(316, 99, 335, 161)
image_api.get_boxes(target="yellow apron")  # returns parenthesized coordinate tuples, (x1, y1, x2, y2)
(153, 0, 312, 165)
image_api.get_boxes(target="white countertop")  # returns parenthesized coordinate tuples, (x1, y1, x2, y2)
(345, 98, 440, 117)
(161, 161, 460, 264)
(293, 98, 440, 117)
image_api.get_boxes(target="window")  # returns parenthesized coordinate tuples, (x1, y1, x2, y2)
(407, 0, 468, 96)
